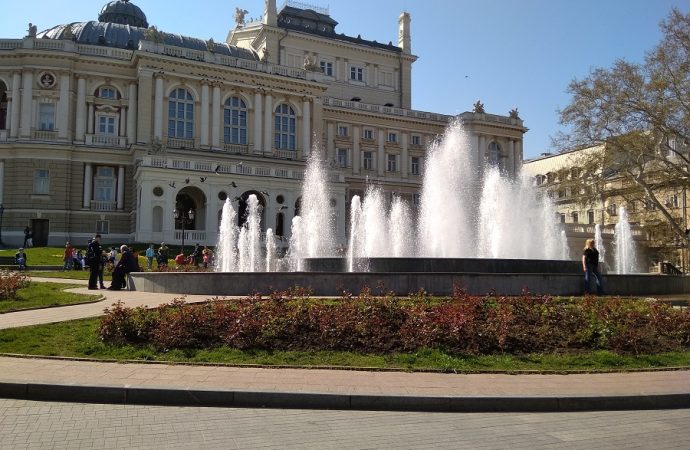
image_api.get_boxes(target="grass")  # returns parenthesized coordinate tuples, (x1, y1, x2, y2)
(0, 317, 689, 372)
(0, 282, 101, 313)
(0, 246, 207, 270)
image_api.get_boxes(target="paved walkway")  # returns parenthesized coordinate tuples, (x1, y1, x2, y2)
(0, 276, 689, 412)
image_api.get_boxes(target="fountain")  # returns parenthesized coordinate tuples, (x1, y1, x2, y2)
(614, 207, 638, 274)
(132, 121, 688, 297)
(594, 223, 606, 267)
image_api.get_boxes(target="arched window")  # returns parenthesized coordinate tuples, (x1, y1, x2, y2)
(274, 104, 296, 150)
(488, 141, 501, 167)
(168, 88, 194, 139)
(224, 96, 247, 144)
(0, 81, 8, 130)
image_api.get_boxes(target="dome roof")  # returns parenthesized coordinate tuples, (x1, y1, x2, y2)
(98, 0, 148, 28)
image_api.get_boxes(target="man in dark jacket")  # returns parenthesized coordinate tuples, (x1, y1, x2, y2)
(87, 234, 102, 290)
(109, 245, 138, 290)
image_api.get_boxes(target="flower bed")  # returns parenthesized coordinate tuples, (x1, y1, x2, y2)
(98, 287, 690, 356)
(0, 271, 30, 300)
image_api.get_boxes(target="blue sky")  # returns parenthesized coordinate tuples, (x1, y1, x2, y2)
(3, 0, 688, 158)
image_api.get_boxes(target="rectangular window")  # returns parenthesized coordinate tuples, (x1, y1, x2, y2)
(38, 103, 55, 131)
(387, 154, 397, 172)
(588, 210, 595, 224)
(337, 126, 348, 137)
(363, 129, 374, 140)
(350, 66, 363, 82)
(387, 132, 397, 143)
(320, 61, 333, 76)
(99, 87, 116, 99)
(94, 166, 115, 202)
(410, 156, 420, 175)
(287, 53, 302, 68)
(33, 169, 49, 195)
(96, 220, 110, 234)
(572, 212, 579, 224)
(98, 116, 117, 135)
(411, 135, 421, 146)
(560, 213, 566, 223)
(362, 151, 373, 170)
(337, 148, 348, 168)
(379, 71, 393, 87)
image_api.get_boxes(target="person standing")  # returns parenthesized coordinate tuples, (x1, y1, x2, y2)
(63, 241, 73, 270)
(145, 243, 155, 270)
(157, 242, 169, 268)
(23, 227, 30, 248)
(87, 234, 102, 290)
(582, 238, 604, 295)
(26, 228, 33, 248)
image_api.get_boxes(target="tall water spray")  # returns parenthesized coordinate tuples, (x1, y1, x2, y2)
(296, 154, 335, 258)
(419, 121, 477, 257)
(594, 224, 606, 266)
(265, 228, 276, 272)
(560, 230, 570, 260)
(347, 196, 364, 272)
(215, 199, 238, 272)
(614, 207, 638, 274)
(388, 196, 414, 257)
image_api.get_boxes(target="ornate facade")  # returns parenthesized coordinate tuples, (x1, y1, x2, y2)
(0, 0, 526, 249)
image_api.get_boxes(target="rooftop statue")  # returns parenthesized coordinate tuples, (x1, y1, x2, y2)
(473, 100, 485, 114)
(234, 7, 248, 26)
(27, 23, 37, 38)
(509, 108, 520, 119)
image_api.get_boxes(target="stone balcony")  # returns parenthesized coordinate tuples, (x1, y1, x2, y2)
(85, 134, 128, 147)
(90, 200, 118, 211)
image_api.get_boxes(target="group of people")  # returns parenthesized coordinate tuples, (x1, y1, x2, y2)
(86, 234, 140, 291)
(62, 242, 88, 271)
(144, 242, 214, 270)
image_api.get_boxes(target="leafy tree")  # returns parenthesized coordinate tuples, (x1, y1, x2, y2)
(555, 9, 690, 249)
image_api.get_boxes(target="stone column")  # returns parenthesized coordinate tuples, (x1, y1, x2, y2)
(119, 108, 127, 137)
(326, 122, 335, 161)
(75, 76, 86, 141)
(478, 134, 486, 179)
(0, 161, 4, 204)
(83, 163, 93, 209)
(401, 133, 409, 178)
(301, 99, 311, 158)
(508, 139, 516, 178)
(211, 84, 221, 147)
(253, 91, 263, 152)
(19, 70, 33, 138)
(57, 72, 70, 139)
(153, 73, 164, 139)
(200, 82, 209, 146)
(377, 130, 385, 176)
(263, 93, 273, 154)
(127, 83, 137, 143)
(87, 103, 94, 134)
(136, 71, 152, 143)
(353, 125, 360, 174)
(516, 139, 523, 172)
(117, 166, 125, 210)
(9, 72, 21, 138)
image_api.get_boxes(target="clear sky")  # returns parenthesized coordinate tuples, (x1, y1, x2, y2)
(3, 0, 689, 158)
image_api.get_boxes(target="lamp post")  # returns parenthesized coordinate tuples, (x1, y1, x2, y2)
(0, 203, 4, 247)
(174, 208, 195, 255)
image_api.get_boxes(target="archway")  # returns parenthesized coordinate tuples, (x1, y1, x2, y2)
(175, 186, 207, 230)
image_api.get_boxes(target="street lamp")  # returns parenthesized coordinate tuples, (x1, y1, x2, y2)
(0, 203, 5, 247)
(174, 208, 195, 255)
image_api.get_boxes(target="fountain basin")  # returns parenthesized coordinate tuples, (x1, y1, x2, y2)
(130, 270, 690, 297)
(303, 257, 583, 273)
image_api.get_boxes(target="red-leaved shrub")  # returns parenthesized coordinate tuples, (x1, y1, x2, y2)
(98, 288, 690, 356)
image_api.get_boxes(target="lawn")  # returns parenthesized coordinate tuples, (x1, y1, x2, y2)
(0, 282, 101, 313)
(29, 271, 112, 281)
(0, 317, 689, 372)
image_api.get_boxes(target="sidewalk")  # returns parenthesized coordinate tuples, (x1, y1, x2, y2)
(0, 276, 689, 412)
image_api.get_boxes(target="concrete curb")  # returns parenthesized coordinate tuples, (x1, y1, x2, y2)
(1, 382, 689, 412)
